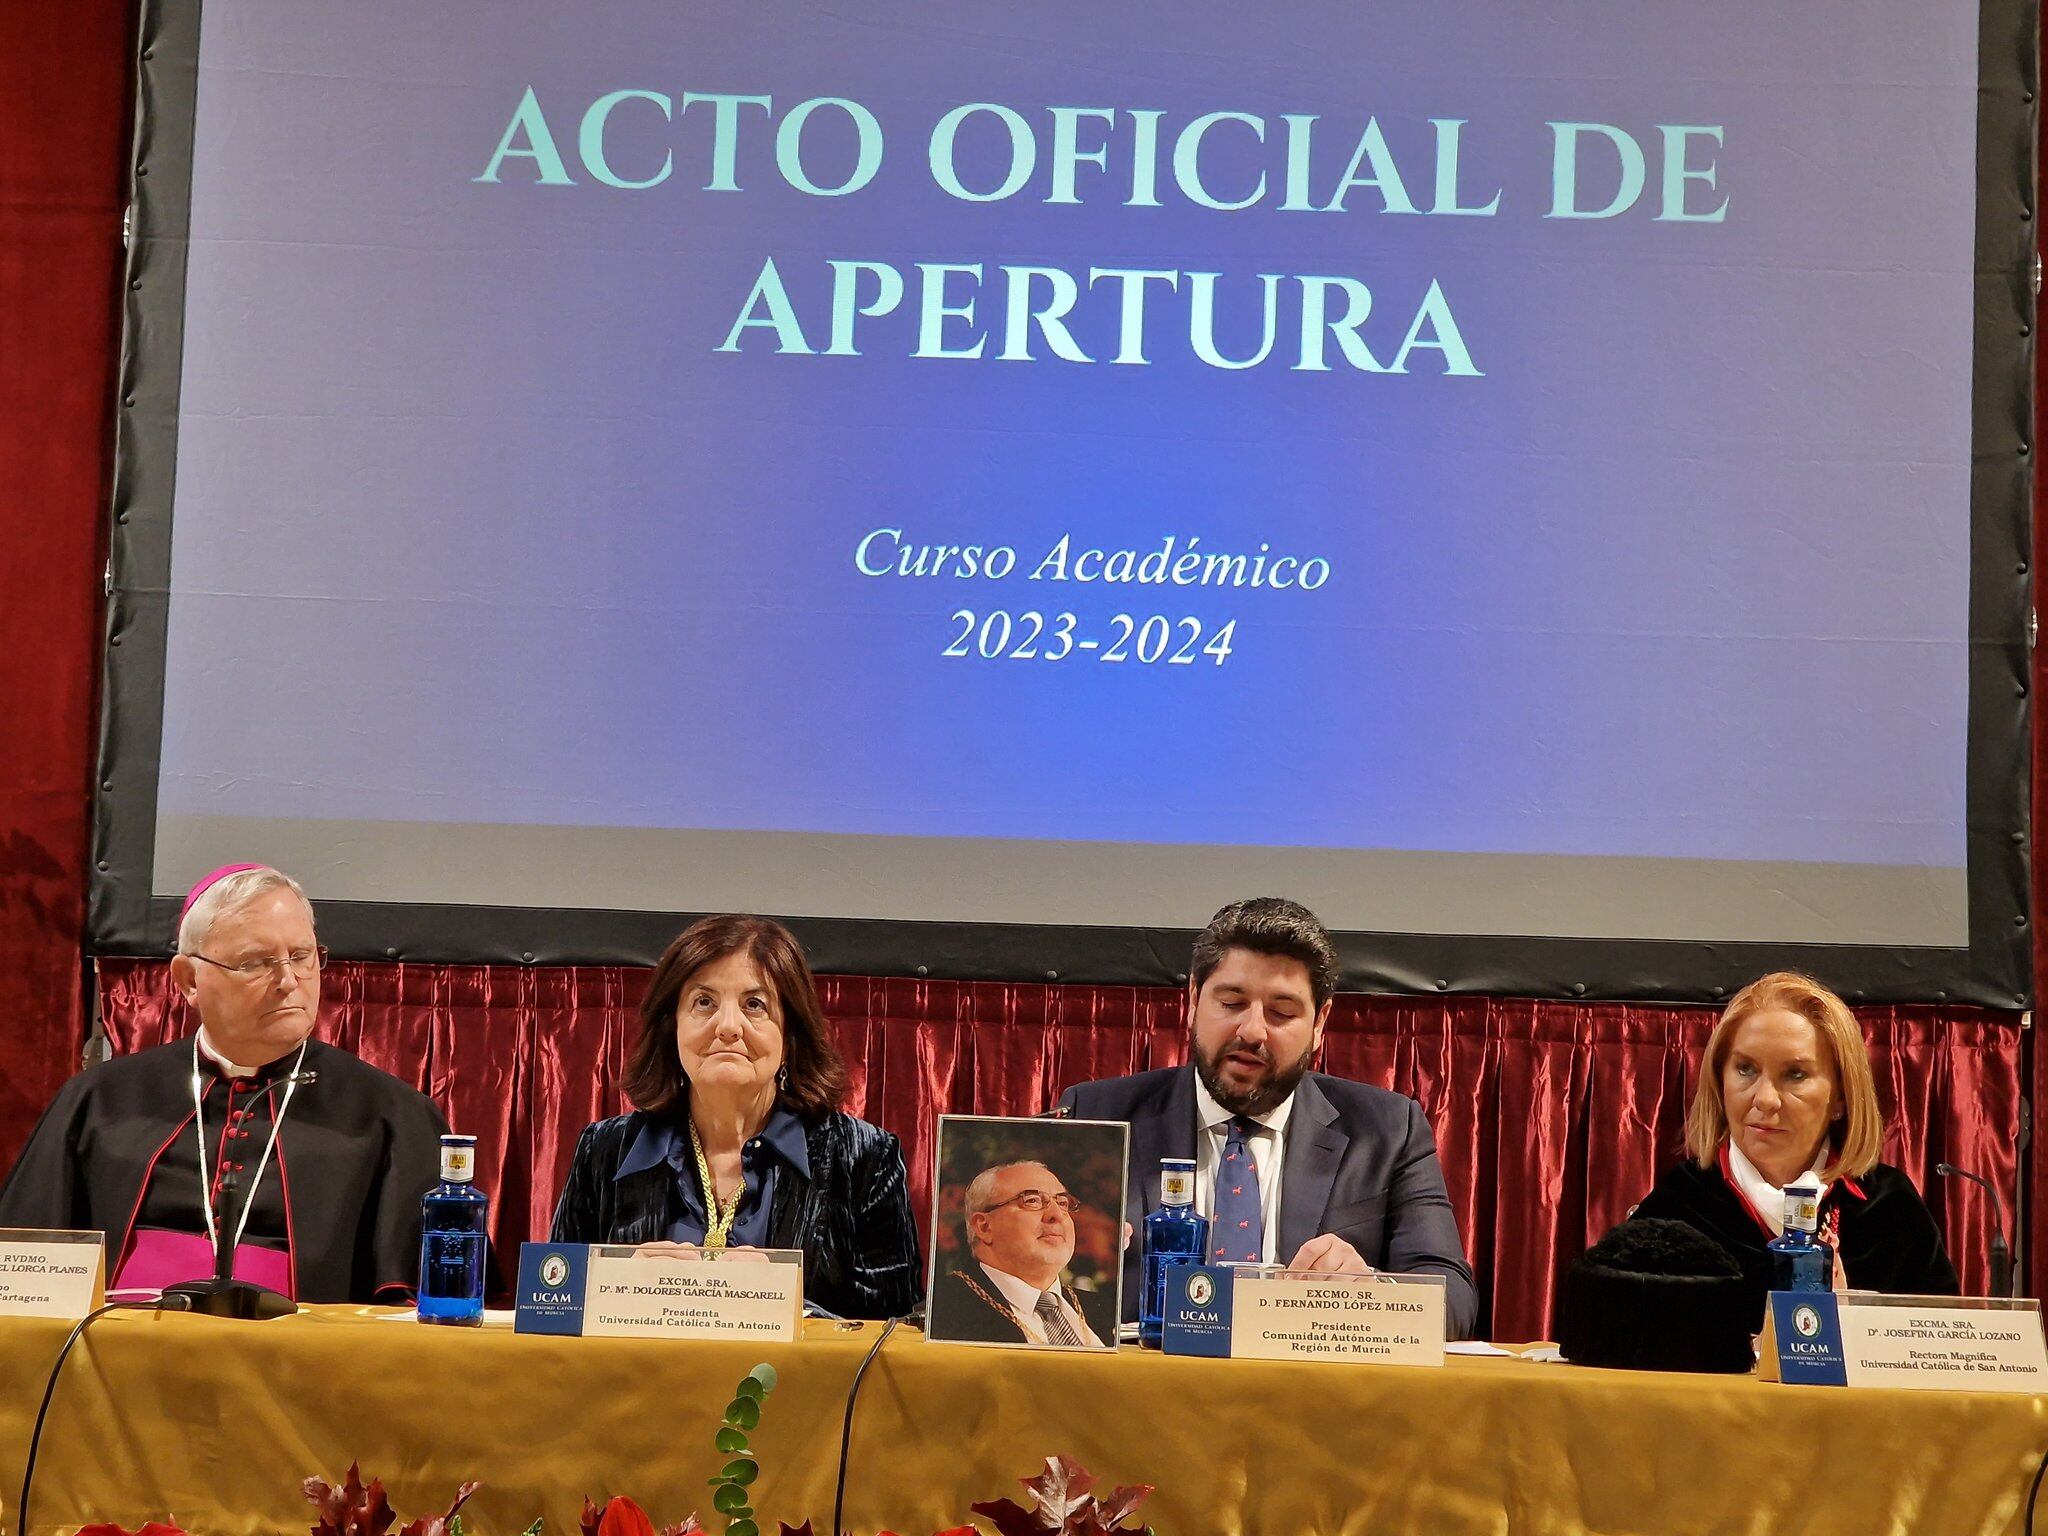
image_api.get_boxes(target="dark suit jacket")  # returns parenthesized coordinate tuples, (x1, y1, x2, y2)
(1057, 1066, 1479, 1339)
(550, 1109, 921, 1320)
(926, 1263, 1119, 1346)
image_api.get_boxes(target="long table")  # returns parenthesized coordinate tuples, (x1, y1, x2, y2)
(2, 1309, 2046, 1536)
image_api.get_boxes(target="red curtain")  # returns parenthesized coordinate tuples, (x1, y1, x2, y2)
(0, 1, 128, 1173)
(96, 959, 2021, 1341)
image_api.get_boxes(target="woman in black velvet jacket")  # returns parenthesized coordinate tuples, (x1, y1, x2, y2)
(1631, 971, 1956, 1329)
(550, 915, 920, 1320)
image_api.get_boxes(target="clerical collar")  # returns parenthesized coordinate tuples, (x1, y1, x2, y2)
(1193, 1072, 1295, 1137)
(1724, 1140, 1829, 1237)
(195, 1028, 259, 1080)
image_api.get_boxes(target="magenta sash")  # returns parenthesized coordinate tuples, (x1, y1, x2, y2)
(113, 1228, 292, 1297)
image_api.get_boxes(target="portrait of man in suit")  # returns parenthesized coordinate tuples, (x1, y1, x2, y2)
(924, 1119, 1126, 1349)
(1057, 896, 1480, 1339)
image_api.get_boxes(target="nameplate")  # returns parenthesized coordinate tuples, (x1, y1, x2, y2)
(1161, 1265, 1446, 1366)
(1761, 1292, 2048, 1392)
(514, 1243, 802, 1341)
(0, 1229, 106, 1320)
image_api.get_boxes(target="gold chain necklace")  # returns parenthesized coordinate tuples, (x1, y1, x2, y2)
(687, 1116, 743, 1253)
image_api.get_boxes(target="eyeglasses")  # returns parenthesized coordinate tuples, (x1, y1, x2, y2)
(985, 1190, 1081, 1215)
(188, 946, 328, 981)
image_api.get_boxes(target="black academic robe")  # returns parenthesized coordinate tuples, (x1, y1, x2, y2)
(0, 1036, 448, 1303)
(1631, 1154, 1959, 1329)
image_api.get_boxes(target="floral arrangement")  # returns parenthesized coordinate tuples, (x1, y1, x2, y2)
(73, 1363, 1153, 1536)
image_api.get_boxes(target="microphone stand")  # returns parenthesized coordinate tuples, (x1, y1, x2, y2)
(1934, 1161, 2015, 1298)
(162, 1067, 320, 1319)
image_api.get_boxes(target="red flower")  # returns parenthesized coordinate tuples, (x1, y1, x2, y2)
(77, 1524, 188, 1536)
(597, 1497, 657, 1536)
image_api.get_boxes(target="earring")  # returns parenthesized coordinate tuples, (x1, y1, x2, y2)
(777, 1065, 791, 1091)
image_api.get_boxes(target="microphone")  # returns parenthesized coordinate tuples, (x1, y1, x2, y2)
(160, 1275, 298, 1319)
(1934, 1162, 2014, 1298)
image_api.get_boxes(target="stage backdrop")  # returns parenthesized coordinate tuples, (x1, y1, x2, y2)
(95, 958, 2021, 1341)
(93, 0, 2035, 1003)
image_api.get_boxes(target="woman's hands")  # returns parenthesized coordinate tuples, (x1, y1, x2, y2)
(631, 1241, 772, 1263)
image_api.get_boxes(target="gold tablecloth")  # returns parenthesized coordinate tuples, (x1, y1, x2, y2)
(2, 1309, 2045, 1536)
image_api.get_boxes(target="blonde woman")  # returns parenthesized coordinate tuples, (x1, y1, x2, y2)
(1630, 971, 1957, 1323)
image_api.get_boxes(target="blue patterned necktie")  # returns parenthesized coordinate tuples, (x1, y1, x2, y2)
(1211, 1115, 1265, 1263)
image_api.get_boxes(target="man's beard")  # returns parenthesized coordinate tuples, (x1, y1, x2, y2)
(1193, 1038, 1312, 1117)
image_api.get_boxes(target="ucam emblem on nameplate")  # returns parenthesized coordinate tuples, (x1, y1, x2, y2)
(1761, 1292, 2048, 1393)
(583, 1245, 803, 1340)
(1163, 1265, 1446, 1365)
(512, 1242, 590, 1335)
(0, 1229, 106, 1320)
(514, 1243, 804, 1340)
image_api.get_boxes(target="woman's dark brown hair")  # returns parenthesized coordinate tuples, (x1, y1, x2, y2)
(622, 915, 849, 1119)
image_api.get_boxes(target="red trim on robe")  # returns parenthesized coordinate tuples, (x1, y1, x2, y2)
(212, 1091, 238, 1210)
(113, 1093, 207, 1280)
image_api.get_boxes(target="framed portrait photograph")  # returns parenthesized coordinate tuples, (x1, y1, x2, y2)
(924, 1114, 1129, 1350)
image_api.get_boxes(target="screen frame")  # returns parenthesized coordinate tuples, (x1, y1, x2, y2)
(88, 0, 2038, 1006)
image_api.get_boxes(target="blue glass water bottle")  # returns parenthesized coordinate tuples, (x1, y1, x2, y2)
(1140, 1157, 1210, 1349)
(418, 1133, 488, 1325)
(1767, 1179, 1832, 1293)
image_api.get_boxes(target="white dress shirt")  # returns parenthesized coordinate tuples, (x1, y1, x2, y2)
(1193, 1076, 1293, 1265)
(1725, 1141, 1830, 1236)
(976, 1261, 1103, 1345)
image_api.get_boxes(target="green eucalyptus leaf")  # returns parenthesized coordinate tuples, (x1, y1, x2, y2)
(726, 1522, 758, 1536)
(518, 1523, 543, 1536)
(745, 1363, 778, 1394)
(722, 1397, 761, 1431)
(733, 1375, 764, 1402)
(712, 1484, 749, 1515)
(721, 1459, 758, 1486)
(713, 1428, 749, 1454)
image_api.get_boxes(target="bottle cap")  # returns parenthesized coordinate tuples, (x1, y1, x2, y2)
(1782, 1179, 1820, 1233)
(439, 1134, 477, 1184)
(1160, 1157, 1195, 1206)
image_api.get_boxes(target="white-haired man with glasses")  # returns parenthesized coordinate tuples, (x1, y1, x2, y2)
(926, 1160, 1116, 1347)
(0, 864, 447, 1303)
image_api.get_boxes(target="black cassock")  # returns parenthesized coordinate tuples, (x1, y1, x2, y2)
(1631, 1152, 1959, 1329)
(0, 1036, 447, 1303)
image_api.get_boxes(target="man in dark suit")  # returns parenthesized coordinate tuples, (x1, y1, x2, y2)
(1058, 897, 1479, 1339)
(926, 1159, 1118, 1346)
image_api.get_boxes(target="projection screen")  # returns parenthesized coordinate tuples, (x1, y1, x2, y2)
(91, 0, 2036, 1002)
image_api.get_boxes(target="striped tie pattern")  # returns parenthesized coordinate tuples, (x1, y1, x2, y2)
(1035, 1289, 1084, 1345)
